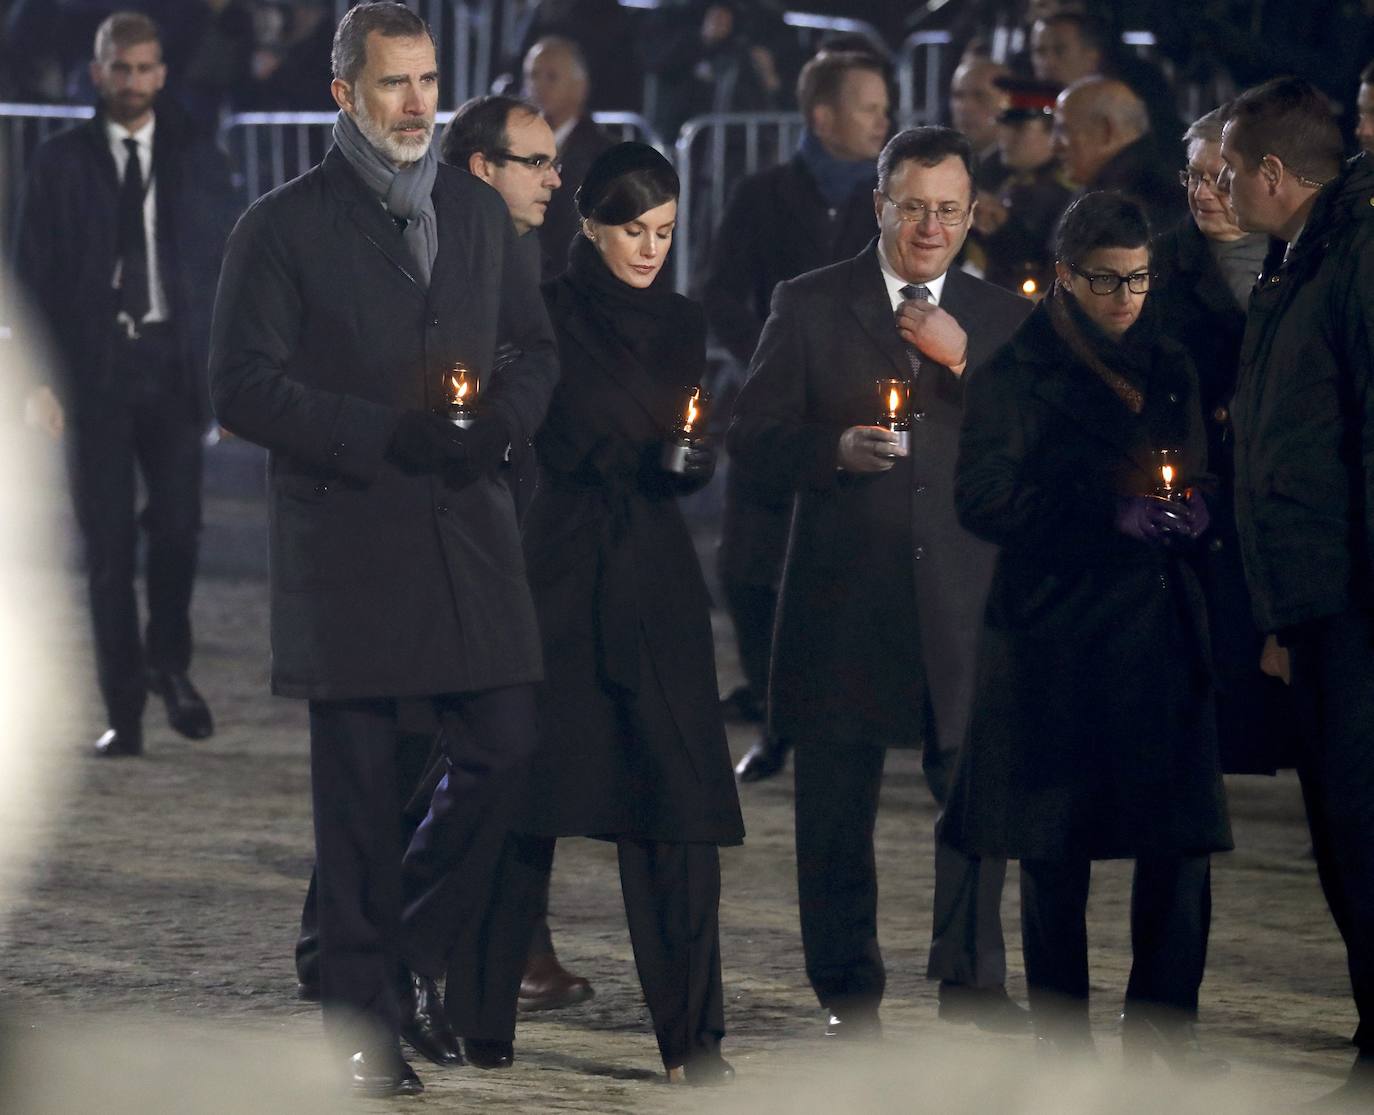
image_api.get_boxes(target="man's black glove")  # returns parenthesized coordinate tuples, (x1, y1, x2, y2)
(679, 441, 716, 482)
(444, 414, 512, 490)
(387, 410, 467, 474)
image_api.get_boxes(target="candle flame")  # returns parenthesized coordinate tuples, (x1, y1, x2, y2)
(1021, 277, 1039, 296)
(888, 386, 901, 415)
(683, 387, 701, 434)
(1160, 463, 1175, 487)
(448, 365, 476, 406)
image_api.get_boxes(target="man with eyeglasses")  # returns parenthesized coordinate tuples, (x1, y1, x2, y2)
(1150, 103, 1293, 785)
(1220, 76, 1374, 1108)
(728, 127, 1031, 1041)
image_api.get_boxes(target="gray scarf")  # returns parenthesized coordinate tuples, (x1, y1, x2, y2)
(332, 110, 438, 286)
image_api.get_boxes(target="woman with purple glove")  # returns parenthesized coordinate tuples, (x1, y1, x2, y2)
(941, 192, 1232, 1070)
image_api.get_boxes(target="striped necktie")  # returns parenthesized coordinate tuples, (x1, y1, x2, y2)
(898, 283, 931, 379)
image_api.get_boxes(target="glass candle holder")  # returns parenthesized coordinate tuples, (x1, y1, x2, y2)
(662, 386, 709, 474)
(443, 363, 480, 429)
(876, 378, 911, 454)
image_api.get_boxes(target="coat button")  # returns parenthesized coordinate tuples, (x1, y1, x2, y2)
(430, 316, 440, 326)
(436, 503, 448, 514)
(913, 545, 925, 560)
(314, 481, 329, 496)
(330, 441, 344, 456)
(1269, 275, 1280, 284)
(913, 411, 927, 422)
(914, 484, 927, 494)
(1168, 392, 1179, 403)
(1209, 537, 1224, 552)
(1213, 405, 1229, 423)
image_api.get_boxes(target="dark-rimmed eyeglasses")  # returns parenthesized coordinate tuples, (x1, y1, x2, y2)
(1178, 168, 1222, 192)
(1069, 263, 1153, 295)
(494, 150, 562, 174)
(880, 193, 969, 226)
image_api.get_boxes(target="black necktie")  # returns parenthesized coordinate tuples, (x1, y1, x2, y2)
(117, 137, 150, 323)
(898, 282, 932, 379)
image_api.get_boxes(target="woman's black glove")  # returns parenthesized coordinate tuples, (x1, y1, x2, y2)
(387, 410, 466, 474)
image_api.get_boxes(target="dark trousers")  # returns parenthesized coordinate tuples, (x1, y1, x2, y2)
(794, 736, 1007, 1012)
(720, 578, 777, 702)
(1287, 608, 1374, 1052)
(1020, 855, 1211, 1028)
(68, 328, 202, 729)
(499, 833, 725, 1066)
(307, 686, 535, 1059)
(522, 835, 558, 957)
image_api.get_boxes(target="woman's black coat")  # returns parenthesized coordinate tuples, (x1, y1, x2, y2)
(942, 299, 1233, 861)
(518, 270, 745, 845)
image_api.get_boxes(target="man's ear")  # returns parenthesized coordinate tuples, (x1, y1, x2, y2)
(468, 151, 494, 184)
(330, 78, 353, 115)
(1259, 154, 1283, 193)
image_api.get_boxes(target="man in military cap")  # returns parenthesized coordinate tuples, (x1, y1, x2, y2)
(972, 77, 1074, 296)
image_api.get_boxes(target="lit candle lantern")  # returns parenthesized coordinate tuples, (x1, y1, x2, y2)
(662, 386, 710, 474)
(1154, 448, 1185, 502)
(1020, 276, 1040, 298)
(876, 378, 911, 454)
(444, 363, 480, 429)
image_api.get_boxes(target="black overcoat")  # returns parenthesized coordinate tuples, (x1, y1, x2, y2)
(1152, 218, 1293, 775)
(1231, 153, 1374, 633)
(942, 301, 1233, 860)
(726, 244, 1030, 751)
(209, 149, 559, 699)
(518, 276, 745, 845)
(11, 105, 238, 424)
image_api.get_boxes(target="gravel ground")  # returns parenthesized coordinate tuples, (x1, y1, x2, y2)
(0, 438, 1364, 1113)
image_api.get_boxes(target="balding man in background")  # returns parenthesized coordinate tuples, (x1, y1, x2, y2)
(1030, 11, 1183, 151)
(949, 56, 1010, 192)
(522, 35, 612, 279)
(1053, 76, 1185, 230)
(1355, 60, 1374, 155)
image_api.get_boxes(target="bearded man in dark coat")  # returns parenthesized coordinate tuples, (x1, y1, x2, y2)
(728, 127, 1031, 1038)
(209, 3, 558, 1098)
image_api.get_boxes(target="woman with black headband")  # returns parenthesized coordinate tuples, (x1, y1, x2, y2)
(942, 191, 1232, 1070)
(511, 142, 743, 1085)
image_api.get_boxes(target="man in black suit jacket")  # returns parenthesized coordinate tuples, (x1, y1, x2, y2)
(209, 4, 558, 1097)
(522, 35, 614, 279)
(704, 49, 889, 781)
(12, 11, 237, 758)
(729, 127, 1032, 1038)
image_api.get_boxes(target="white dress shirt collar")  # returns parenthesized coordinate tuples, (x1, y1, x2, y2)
(877, 242, 947, 312)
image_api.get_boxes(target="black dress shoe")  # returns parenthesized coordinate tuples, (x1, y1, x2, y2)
(401, 973, 464, 1066)
(146, 669, 214, 739)
(519, 952, 595, 1012)
(823, 1006, 883, 1042)
(719, 685, 765, 724)
(463, 1038, 514, 1069)
(937, 982, 1031, 1033)
(295, 980, 320, 1002)
(349, 1051, 424, 1098)
(94, 725, 143, 758)
(666, 1054, 736, 1086)
(1120, 1010, 1228, 1076)
(734, 736, 791, 782)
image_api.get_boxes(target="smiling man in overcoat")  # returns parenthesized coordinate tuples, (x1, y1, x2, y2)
(209, 2, 558, 1097)
(728, 127, 1031, 1039)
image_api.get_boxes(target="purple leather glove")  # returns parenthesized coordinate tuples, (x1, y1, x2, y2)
(1179, 488, 1210, 538)
(1115, 491, 1210, 544)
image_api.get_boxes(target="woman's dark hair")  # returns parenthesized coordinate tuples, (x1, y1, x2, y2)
(1054, 191, 1150, 265)
(576, 142, 679, 225)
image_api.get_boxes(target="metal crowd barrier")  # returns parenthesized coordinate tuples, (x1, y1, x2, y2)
(217, 109, 662, 210)
(0, 103, 94, 229)
(673, 112, 805, 296)
(897, 30, 953, 126)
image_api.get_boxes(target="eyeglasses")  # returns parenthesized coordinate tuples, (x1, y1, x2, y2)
(494, 150, 562, 174)
(880, 193, 969, 226)
(1069, 263, 1153, 295)
(1178, 168, 1222, 192)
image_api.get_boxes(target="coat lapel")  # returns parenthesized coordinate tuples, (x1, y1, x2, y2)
(323, 148, 425, 293)
(424, 172, 470, 312)
(778, 158, 828, 257)
(846, 245, 911, 380)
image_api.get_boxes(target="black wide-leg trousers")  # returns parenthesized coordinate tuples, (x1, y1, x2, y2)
(496, 832, 725, 1066)
(307, 686, 535, 1059)
(1019, 855, 1211, 1028)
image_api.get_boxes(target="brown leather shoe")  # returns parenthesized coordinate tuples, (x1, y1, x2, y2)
(518, 952, 594, 1012)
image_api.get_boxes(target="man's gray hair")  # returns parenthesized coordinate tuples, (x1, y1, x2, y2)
(94, 11, 160, 64)
(1183, 102, 1234, 147)
(331, 2, 434, 86)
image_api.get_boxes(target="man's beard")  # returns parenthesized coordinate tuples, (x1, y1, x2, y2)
(104, 90, 153, 125)
(354, 97, 433, 165)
